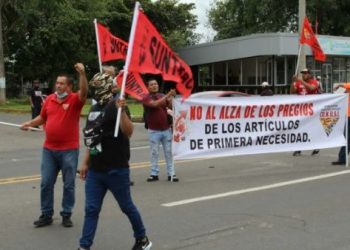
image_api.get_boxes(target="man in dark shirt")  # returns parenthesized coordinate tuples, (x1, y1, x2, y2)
(28, 79, 43, 119)
(78, 72, 152, 250)
(260, 82, 274, 96)
(142, 78, 178, 182)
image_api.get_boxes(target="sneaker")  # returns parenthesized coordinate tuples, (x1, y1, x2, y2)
(311, 150, 320, 155)
(62, 215, 73, 227)
(147, 175, 159, 182)
(293, 151, 301, 156)
(132, 236, 152, 250)
(332, 161, 345, 165)
(168, 175, 179, 182)
(33, 215, 53, 227)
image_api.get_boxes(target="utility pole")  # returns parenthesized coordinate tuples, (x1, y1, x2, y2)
(298, 0, 306, 73)
(0, 0, 6, 104)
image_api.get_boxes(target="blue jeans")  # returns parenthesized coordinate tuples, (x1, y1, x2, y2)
(148, 128, 175, 176)
(79, 168, 146, 249)
(40, 148, 78, 217)
(338, 117, 350, 163)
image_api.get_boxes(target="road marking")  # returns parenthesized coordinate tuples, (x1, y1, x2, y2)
(161, 170, 350, 207)
(0, 158, 200, 185)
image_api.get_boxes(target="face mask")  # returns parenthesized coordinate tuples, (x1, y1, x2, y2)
(56, 91, 68, 99)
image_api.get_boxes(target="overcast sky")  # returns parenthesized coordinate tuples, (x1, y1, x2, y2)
(178, 0, 216, 43)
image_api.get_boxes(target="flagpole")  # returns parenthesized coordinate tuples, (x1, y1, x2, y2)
(114, 1, 140, 137)
(295, 45, 302, 75)
(94, 19, 103, 73)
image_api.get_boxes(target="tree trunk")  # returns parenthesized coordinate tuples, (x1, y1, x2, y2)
(0, 0, 6, 103)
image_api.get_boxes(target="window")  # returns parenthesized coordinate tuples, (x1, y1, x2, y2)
(242, 58, 257, 85)
(213, 62, 226, 86)
(227, 60, 241, 85)
(287, 57, 296, 85)
(198, 65, 212, 86)
(276, 56, 285, 85)
(333, 58, 346, 83)
(347, 59, 350, 82)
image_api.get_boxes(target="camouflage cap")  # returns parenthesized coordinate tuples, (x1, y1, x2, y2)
(89, 72, 114, 105)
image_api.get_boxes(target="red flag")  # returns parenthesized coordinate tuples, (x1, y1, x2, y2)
(300, 17, 326, 62)
(128, 9, 193, 98)
(116, 71, 149, 101)
(96, 22, 128, 62)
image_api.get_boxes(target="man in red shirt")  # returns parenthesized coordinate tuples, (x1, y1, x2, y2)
(21, 63, 88, 228)
(290, 68, 320, 156)
(290, 68, 319, 95)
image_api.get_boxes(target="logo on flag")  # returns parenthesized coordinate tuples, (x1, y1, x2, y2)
(128, 9, 194, 99)
(96, 22, 128, 62)
(173, 110, 188, 142)
(319, 105, 340, 136)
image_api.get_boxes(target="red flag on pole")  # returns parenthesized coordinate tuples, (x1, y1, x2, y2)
(116, 71, 149, 101)
(300, 17, 326, 62)
(96, 22, 128, 62)
(95, 21, 149, 100)
(127, 9, 194, 98)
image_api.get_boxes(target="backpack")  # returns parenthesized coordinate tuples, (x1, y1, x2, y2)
(83, 104, 108, 150)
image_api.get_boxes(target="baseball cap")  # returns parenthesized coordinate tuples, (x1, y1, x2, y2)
(300, 68, 310, 74)
(89, 72, 114, 105)
(261, 81, 269, 87)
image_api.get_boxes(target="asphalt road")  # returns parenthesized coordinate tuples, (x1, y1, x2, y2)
(1, 112, 350, 250)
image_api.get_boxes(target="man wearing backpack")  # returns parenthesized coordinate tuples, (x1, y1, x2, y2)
(142, 77, 178, 182)
(78, 72, 152, 250)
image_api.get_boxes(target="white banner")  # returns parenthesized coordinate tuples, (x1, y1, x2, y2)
(172, 94, 348, 160)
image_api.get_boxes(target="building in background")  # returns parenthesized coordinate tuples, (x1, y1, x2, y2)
(177, 33, 350, 94)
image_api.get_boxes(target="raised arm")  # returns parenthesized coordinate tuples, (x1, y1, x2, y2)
(146, 89, 176, 108)
(74, 63, 88, 103)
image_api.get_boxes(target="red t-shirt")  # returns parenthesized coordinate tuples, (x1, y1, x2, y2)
(142, 93, 170, 131)
(40, 92, 85, 150)
(294, 79, 319, 95)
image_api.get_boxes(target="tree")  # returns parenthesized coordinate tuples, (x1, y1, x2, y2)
(208, 0, 350, 40)
(3, 0, 198, 97)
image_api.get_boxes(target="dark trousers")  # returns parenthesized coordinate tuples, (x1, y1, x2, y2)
(79, 168, 146, 249)
(338, 117, 350, 163)
(31, 105, 41, 119)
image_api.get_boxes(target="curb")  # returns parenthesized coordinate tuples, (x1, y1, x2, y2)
(0, 109, 144, 123)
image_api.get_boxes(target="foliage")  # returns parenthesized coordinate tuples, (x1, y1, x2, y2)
(208, 0, 350, 40)
(3, 0, 198, 94)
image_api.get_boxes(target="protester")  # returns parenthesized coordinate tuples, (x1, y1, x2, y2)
(290, 68, 320, 156)
(332, 83, 350, 165)
(316, 75, 323, 93)
(28, 79, 44, 120)
(142, 77, 178, 182)
(260, 81, 273, 96)
(78, 72, 152, 250)
(20, 63, 88, 227)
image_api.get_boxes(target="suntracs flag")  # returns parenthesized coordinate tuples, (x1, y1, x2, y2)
(96, 22, 128, 63)
(127, 9, 194, 98)
(116, 71, 148, 101)
(95, 22, 148, 99)
(300, 17, 326, 62)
